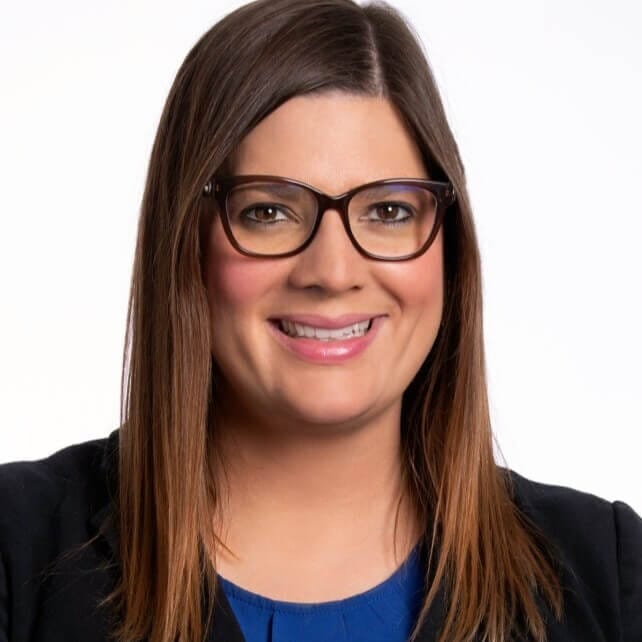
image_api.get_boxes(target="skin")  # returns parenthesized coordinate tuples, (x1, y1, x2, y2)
(201, 91, 444, 601)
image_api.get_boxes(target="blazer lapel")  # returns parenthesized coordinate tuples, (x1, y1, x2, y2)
(206, 581, 247, 642)
(413, 581, 447, 641)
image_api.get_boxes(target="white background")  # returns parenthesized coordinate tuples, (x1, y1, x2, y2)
(1, 1, 640, 514)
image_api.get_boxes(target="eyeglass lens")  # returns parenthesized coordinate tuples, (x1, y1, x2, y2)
(225, 180, 438, 257)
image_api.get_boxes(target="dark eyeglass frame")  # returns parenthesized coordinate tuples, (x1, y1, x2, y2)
(202, 174, 456, 261)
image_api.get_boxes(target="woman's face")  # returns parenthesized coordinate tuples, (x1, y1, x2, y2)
(202, 92, 444, 433)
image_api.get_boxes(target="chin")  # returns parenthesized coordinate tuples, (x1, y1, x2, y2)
(280, 394, 376, 430)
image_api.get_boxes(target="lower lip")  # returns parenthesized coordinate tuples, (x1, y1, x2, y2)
(267, 317, 385, 364)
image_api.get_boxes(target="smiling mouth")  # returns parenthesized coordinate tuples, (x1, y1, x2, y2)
(272, 318, 374, 341)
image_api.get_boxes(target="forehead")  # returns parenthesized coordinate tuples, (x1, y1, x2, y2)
(227, 92, 429, 194)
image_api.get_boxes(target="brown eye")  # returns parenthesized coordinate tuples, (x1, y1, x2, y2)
(242, 204, 288, 224)
(367, 203, 413, 224)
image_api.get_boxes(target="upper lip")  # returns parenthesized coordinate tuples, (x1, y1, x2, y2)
(270, 313, 384, 329)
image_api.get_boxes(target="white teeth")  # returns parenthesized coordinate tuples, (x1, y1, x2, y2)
(278, 319, 372, 340)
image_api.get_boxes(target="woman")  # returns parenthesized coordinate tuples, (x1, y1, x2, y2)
(1, 0, 640, 641)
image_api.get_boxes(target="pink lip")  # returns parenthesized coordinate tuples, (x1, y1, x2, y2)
(267, 316, 385, 364)
(269, 313, 382, 329)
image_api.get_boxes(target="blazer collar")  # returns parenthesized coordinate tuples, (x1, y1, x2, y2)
(88, 427, 120, 560)
(87, 428, 447, 641)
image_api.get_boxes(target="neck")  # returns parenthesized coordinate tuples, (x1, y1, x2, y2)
(208, 400, 422, 599)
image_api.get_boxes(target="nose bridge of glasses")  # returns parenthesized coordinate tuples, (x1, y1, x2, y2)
(315, 192, 353, 224)
(301, 195, 365, 266)
(291, 190, 361, 261)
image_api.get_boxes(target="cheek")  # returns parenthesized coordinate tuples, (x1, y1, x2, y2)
(207, 255, 267, 309)
(202, 218, 282, 318)
(388, 234, 445, 377)
(389, 232, 444, 311)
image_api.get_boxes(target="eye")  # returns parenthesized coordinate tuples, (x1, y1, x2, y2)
(365, 202, 414, 224)
(241, 204, 292, 225)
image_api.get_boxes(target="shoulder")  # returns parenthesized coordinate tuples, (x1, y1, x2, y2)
(501, 467, 642, 640)
(0, 433, 110, 484)
(0, 432, 120, 641)
(502, 466, 619, 534)
(502, 466, 642, 547)
(0, 434, 112, 514)
(0, 431, 118, 558)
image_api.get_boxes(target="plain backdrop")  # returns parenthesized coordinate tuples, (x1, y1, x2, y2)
(1, 0, 640, 515)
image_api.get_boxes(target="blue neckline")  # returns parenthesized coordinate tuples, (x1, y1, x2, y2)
(217, 540, 424, 614)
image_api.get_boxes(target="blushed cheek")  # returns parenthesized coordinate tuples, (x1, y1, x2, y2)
(207, 253, 269, 307)
(390, 233, 444, 310)
(396, 235, 445, 369)
(203, 221, 283, 316)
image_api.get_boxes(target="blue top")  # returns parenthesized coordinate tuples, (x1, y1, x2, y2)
(218, 541, 426, 642)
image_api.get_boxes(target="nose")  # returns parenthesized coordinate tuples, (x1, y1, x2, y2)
(286, 207, 366, 293)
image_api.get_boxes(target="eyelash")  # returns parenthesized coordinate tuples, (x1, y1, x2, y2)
(240, 204, 293, 226)
(239, 202, 415, 226)
(367, 202, 414, 226)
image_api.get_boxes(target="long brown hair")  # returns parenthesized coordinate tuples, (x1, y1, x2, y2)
(103, 0, 565, 640)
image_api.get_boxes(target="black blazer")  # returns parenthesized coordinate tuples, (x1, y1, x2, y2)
(1, 428, 641, 642)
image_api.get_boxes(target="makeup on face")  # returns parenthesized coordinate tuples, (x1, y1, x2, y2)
(266, 314, 387, 364)
(202, 93, 444, 427)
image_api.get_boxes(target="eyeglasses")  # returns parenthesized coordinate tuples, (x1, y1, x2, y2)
(202, 174, 456, 261)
